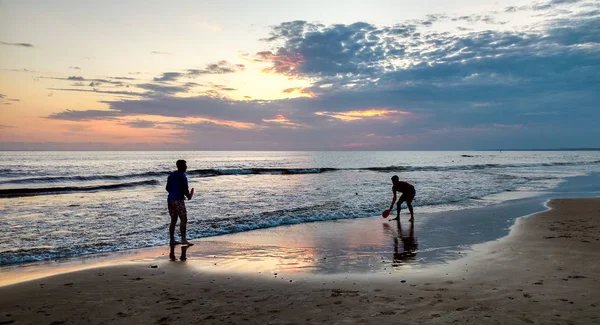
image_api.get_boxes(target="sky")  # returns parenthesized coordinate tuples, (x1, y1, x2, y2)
(0, 0, 599, 150)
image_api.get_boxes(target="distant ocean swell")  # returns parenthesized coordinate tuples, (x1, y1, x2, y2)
(1, 160, 598, 198)
(0, 171, 169, 184)
(1, 160, 599, 185)
(0, 243, 141, 266)
(0, 180, 159, 197)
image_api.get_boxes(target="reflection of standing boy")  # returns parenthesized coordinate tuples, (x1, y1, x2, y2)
(169, 243, 191, 261)
(166, 160, 194, 245)
(388, 175, 415, 221)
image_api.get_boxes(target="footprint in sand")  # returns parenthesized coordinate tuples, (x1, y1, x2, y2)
(378, 310, 397, 316)
(517, 317, 534, 324)
(374, 296, 396, 303)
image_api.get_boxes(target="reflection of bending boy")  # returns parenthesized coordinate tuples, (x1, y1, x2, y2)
(388, 175, 416, 221)
(393, 219, 418, 262)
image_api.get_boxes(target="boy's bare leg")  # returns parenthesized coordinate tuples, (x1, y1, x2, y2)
(407, 202, 414, 221)
(169, 243, 177, 261)
(180, 213, 189, 245)
(169, 215, 180, 245)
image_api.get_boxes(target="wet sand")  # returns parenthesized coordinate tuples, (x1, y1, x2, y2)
(0, 191, 555, 285)
(0, 198, 599, 324)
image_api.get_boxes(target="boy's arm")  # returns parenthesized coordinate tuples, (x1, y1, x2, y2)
(183, 175, 192, 200)
(389, 190, 397, 211)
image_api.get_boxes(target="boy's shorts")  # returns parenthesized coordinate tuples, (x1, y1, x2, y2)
(399, 189, 416, 203)
(168, 200, 187, 218)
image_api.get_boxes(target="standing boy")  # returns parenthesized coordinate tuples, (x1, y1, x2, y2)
(166, 160, 194, 245)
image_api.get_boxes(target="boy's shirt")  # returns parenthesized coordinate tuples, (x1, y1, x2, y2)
(167, 171, 189, 200)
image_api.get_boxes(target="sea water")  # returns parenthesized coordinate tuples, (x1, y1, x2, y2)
(1, 151, 599, 265)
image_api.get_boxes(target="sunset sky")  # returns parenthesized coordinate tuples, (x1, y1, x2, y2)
(1, 0, 599, 150)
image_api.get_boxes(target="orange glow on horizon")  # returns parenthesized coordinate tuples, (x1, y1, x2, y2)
(262, 114, 304, 127)
(315, 108, 411, 121)
(282, 87, 314, 98)
(117, 115, 257, 130)
(341, 142, 370, 148)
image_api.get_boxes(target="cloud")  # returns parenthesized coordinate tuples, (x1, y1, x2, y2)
(256, 21, 414, 77)
(46, 109, 122, 121)
(121, 120, 158, 128)
(69, 66, 81, 70)
(450, 15, 506, 25)
(210, 84, 237, 91)
(0, 41, 34, 48)
(550, 0, 582, 4)
(0, 93, 20, 103)
(187, 61, 245, 76)
(151, 51, 172, 55)
(148, 61, 246, 85)
(43, 2, 600, 149)
(262, 114, 304, 127)
(108, 76, 138, 80)
(101, 97, 275, 122)
(314, 109, 412, 121)
(1, 68, 39, 73)
(43, 76, 126, 86)
(419, 14, 448, 26)
(47, 88, 143, 97)
(282, 87, 314, 97)
(47, 61, 247, 102)
(136, 83, 192, 95)
(153, 72, 182, 82)
(0, 142, 192, 151)
(0, 125, 15, 128)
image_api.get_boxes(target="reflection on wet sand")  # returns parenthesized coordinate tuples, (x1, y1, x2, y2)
(1, 216, 426, 286)
(183, 218, 422, 274)
(383, 218, 418, 268)
(169, 244, 193, 261)
(184, 243, 319, 274)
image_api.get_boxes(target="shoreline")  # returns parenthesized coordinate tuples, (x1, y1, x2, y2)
(0, 191, 553, 285)
(1, 197, 599, 324)
(3, 171, 599, 272)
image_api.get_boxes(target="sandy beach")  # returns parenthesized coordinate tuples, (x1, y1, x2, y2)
(1, 198, 599, 324)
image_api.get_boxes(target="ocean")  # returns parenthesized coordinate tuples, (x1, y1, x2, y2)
(1, 151, 600, 266)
